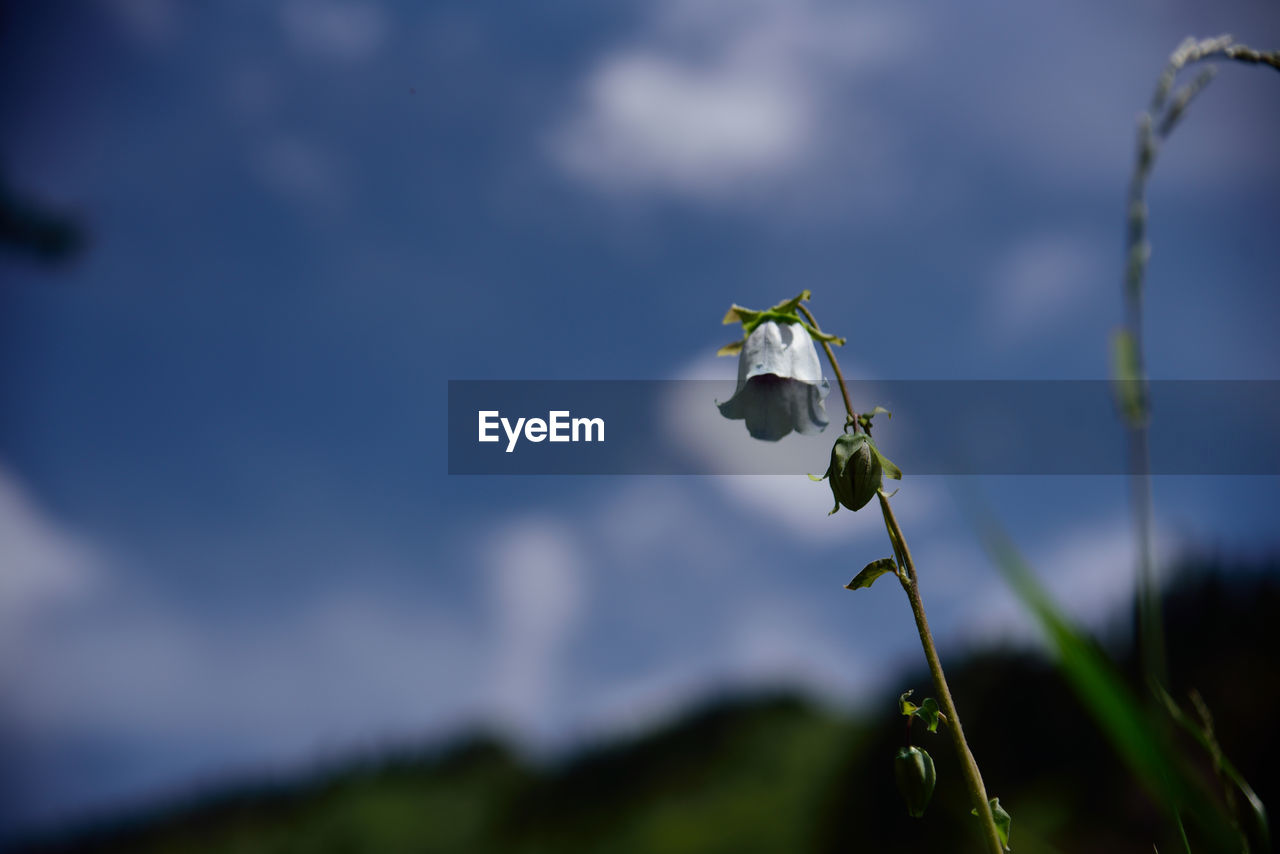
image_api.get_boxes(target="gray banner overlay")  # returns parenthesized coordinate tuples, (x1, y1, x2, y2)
(447, 381, 1280, 475)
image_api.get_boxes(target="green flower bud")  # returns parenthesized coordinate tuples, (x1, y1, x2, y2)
(894, 746, 936, 818)
(824, 433, 882, 513)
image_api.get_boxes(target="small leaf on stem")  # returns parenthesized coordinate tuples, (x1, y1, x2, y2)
(918, 697, 944, 733)
(972, 798, 1012, 850)
(845, 558, 897, 590)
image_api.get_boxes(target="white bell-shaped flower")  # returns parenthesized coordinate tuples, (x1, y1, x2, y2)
(718, 320, 830, 441)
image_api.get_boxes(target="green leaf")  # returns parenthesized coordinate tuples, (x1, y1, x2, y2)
(1156, 685, 1271, 850)
(917, 697, 943, 733)
(845, 558, 897, 591)
(897, 691, 944, 731)
(970, 503, 1239, 850)
(971, 798, 1012, 850)
(716, 339, 744, 357)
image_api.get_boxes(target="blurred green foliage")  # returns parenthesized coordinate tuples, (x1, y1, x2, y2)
(19, 558, 1280, 854)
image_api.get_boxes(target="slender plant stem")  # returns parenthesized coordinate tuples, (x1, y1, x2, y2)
(1122, 36, 1280, 688)
(802, 303, 1004, 854)
(880, 492, 1003, 854)
(1119, 37, 1279, 847)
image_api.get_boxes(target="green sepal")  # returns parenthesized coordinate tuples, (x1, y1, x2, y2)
(810, 468, 838, 514)
(899, 690, 918, 716)
(716, 339, 745, 357)
(798, 321, 845, 346)
(971, 797, 1012, 850)
(750, 309, 801, 331)
(845, 558, 897, 591)
(720, 291, 846, 346)
(765, 290, 812, 316)
(871, 441, 902, 481)
(721, 304, 762, 327)
(722, 291, 809, 330)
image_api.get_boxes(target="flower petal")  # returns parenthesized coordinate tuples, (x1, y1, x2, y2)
(717, 375, 829, 441)
(717, 320, 831, 441)
(736, 321, 825, 387)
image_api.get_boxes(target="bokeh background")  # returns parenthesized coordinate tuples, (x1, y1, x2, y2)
(2, 0, 1279, 848)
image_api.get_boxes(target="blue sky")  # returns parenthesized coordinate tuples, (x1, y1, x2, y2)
(2, 0, 1279, 839)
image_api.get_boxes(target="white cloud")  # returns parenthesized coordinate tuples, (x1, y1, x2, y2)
(553, 53, 811, 197)
(549, 0, 912, 203)
(723, 596, 872, 696)
(551, 0, 1280, 210)
(11, 587, 481, 748)
(279, 0, 389, 62)
(891, 0, 1280, 189)
(485, 519, 586, 737)
(472, 473, 913, 749)
(711, 474, 939, 545)
(570, 592, 880, 746)
(591, 479, 725, 577)
(957, 519, 1159, 647)
(0, 470, 483, 756)
(987, 234, 1105, 336)
(0, 466, 99, 677)
(5, 554, 495, 830)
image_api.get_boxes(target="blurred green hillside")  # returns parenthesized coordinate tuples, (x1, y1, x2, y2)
(20, 559, 1280, 854)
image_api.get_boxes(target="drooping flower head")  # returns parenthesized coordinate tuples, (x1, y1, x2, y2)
(716, 291, 844, 441)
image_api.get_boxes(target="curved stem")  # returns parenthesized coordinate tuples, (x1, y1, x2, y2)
(803, 303, 1003, 853)
(1123, 37, 1278, 691)
(880, 492, 1003, 854)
